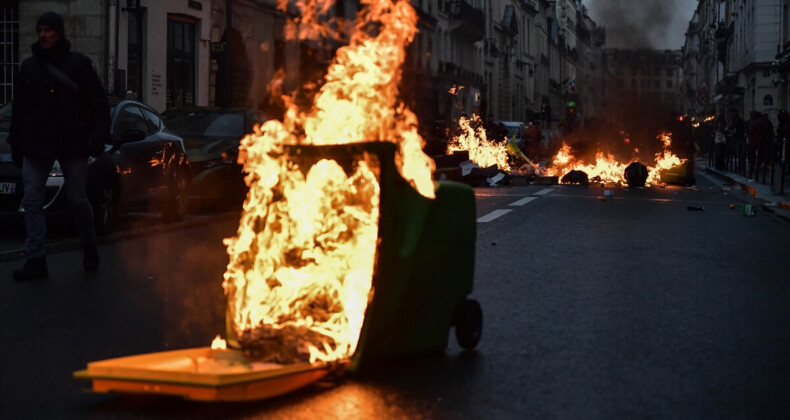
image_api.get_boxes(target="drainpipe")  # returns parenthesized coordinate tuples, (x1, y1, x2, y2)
(108, 0, 118, 95)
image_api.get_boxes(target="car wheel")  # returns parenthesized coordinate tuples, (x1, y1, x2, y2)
(92, 181, 118, 236)
(454, 298, 483, 350)
(162, 168, 190, 222)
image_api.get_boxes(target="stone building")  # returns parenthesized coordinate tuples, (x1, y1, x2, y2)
(682, 0, 786, 122)
(0, 0, 606, 133)
(601, 48, 683, 125)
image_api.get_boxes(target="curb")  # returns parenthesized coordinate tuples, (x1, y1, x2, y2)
(703, 166, 790, 222)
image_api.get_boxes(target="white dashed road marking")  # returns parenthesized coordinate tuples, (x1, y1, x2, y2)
(476, 209, 513, 223)
(478, 188, 557, 223)
(532, 188, 556, 197)
(509, 196, 538, 206)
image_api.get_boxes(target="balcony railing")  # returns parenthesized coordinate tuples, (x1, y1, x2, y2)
(442, 0, 485, 39)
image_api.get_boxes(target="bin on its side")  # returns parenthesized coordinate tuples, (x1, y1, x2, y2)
(349, 177, 477, 371)
(246, 142, 479, 371)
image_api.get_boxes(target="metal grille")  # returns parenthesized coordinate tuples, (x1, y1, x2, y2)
(0, 5, 18, 104)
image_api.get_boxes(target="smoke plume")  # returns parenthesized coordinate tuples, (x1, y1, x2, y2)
(587, 0, 688, 49)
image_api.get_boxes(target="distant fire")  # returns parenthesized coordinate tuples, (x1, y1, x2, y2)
(444, 114, 685, 185)
(222, 0, 434, 365)
(548, 131, 685, 185)
(447, 114, 511, 170)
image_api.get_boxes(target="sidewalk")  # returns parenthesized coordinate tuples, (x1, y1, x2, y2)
(698, 156, 790, 222)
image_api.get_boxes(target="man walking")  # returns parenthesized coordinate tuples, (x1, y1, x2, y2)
(7, 12, 110, 280)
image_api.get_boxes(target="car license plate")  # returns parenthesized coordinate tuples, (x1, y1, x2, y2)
(0, 182, 17, 194)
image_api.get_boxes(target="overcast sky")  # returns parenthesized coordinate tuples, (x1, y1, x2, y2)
(585, 0, 698, 49)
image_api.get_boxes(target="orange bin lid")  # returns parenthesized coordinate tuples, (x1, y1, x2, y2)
(74, 347, 346, 401)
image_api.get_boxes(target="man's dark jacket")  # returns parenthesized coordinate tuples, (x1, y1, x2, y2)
(7, 38, 110, 161)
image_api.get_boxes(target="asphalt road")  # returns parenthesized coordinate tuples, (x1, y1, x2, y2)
(1, 170, 789, 419)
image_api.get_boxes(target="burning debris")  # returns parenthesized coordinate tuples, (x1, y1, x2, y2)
(443, 120, 687, 188)
(223, 0, 437, 365)
(446, 114, 511, 170)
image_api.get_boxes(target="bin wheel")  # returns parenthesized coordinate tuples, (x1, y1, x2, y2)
(454, 298, 482, 349)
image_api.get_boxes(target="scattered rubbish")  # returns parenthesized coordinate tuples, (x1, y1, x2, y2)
(487, 172, 506, 187)
(462, 166, 509, 187)
(604, 189, 614, 197)
(687, 206, 704, 211)
(509, 175, 533, 186)
(742, 204, 756, 216)
(729, 204, 736, 209)
(599, 197, 607, 201)
(459, 160, 478, 176)
(491, 242, 496, 246)
(533, 176, 558, 185)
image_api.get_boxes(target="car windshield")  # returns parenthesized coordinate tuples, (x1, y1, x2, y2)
(163, 112, 244, 137)
(501, 123, 523, 138)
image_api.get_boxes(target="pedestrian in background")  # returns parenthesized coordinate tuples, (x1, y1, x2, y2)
(747, 111, 772, 180)
(521, 120, 543, 161)
(726, 109, 746, 173)
(713, 115, 727, 170)
(775, 110, 789, 175)
(6, 12, 110, 280)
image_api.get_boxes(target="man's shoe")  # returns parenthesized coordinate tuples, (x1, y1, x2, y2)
(12, 257, 48, 280)
(83, 246, 100, 271)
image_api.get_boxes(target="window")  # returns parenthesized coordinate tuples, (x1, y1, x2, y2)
(141, 107, 161, 131)
(167, 17, 196, 108)
(116, 105, 150, 137)
(127, 12, 143, 100)
(0, 6, 18, 104)
(666, 80, 673, 89)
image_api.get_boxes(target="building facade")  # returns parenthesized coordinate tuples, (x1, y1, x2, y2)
(0, 0, 606, 133)
(682, 0, 786, 123)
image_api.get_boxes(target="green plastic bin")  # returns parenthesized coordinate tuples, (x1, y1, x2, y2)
(278, 142, 481, 371)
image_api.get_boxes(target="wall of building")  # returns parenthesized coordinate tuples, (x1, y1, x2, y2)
(10, 0, 608, 133)
(138, 0, 211, 110)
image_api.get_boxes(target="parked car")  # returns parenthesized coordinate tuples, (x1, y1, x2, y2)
(161, 107, 270, 209)
(0, 98, 192, 235)
(497, 121, 526, 146)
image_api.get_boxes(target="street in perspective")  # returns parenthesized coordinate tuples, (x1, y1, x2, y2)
(2, 157, 789, 418)
(2, 0, 790, 418)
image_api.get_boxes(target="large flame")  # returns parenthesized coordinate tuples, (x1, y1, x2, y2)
(223, 0, 433, 365)
(548, 131, 685, 185)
